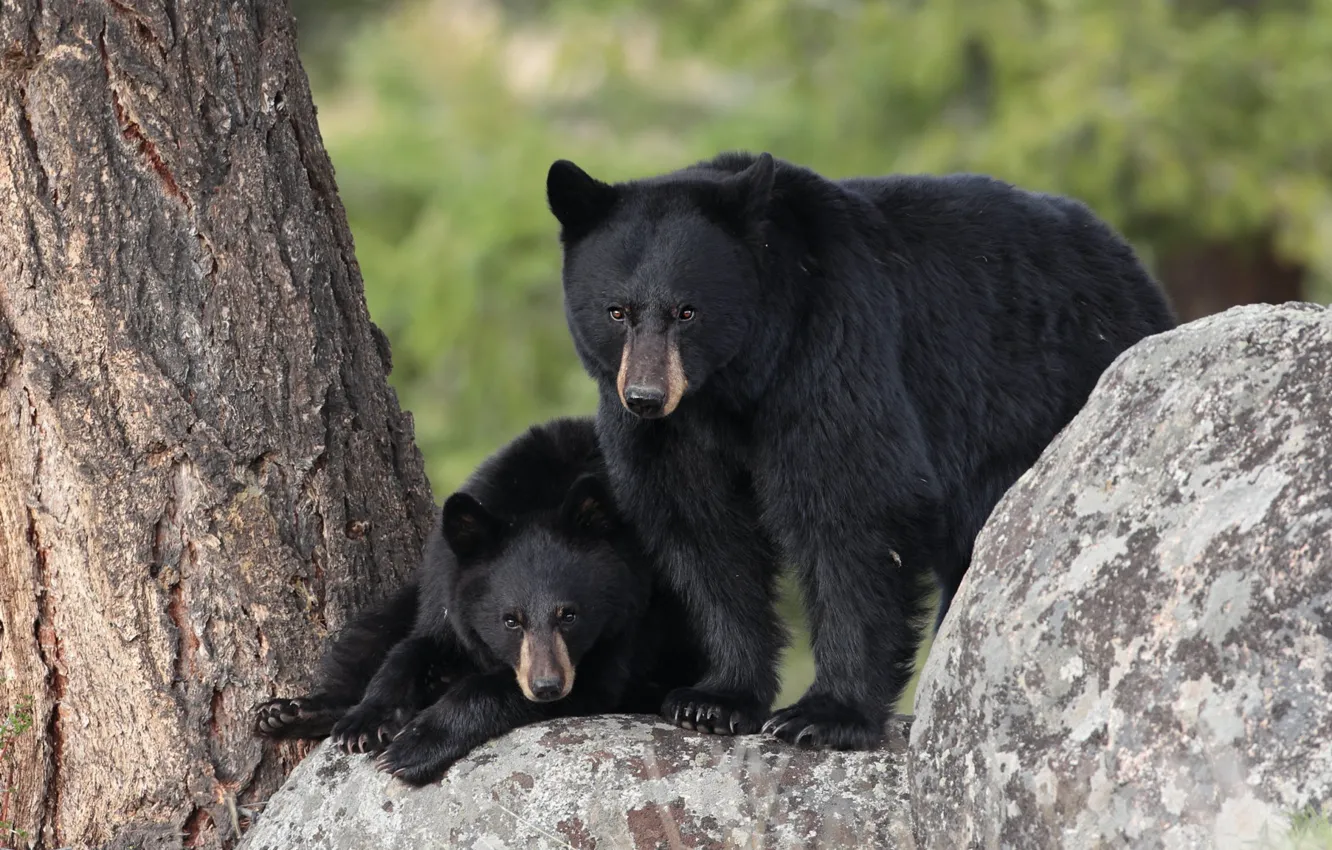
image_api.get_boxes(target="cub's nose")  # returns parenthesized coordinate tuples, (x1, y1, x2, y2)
(623, 385, 665, 418)
(530, 677, 565, 702)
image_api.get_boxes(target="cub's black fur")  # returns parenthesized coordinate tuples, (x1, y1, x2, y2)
(255, 417, 701, 784)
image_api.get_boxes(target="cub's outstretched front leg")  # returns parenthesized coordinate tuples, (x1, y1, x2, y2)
(254, 585, 419, 741)
(254, 695, 353, 740)
(330, 632, 470, 754)
(375, 661, 634, 785)
(375, 672, 545, 785)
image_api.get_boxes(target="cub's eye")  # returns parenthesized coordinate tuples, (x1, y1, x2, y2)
(608, 307, 626, 322)
(678, 305, 696, 322)
(502, 614, 521, 630)
(559, 610, 578, 625)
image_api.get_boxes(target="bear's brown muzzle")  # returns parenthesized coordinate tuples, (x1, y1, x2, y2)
(617, 327, 686, 419)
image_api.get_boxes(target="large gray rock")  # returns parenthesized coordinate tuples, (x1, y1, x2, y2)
(910, 303, 1332, 849)
(240, 714, 914, 849)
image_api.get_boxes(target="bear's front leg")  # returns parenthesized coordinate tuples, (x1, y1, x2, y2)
(761, 520, 935, 750)
(758, 405, 944, 750)
(597, 398, 785, 737)
(766, 519, 940, 748)
(656, 533, 786, 737)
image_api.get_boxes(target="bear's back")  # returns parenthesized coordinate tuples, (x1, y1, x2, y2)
(832, 171, 1172, 335)
(839, 172, 1082, 236)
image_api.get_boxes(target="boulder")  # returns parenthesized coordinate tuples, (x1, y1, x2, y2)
(240, 714, 914, 849)
(910, 303, 1332, 849)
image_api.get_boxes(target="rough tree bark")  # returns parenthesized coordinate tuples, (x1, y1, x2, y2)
(0, 1, 434, 848)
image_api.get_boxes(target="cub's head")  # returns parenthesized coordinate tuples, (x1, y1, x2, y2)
(547, 153, 778, 419)
(441, 474, 639, 702)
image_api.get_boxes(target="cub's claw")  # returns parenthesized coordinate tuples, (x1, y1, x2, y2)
(331, 703, 412, 755)
(254, 699, 302, 736)
(375, 716, 471, 786)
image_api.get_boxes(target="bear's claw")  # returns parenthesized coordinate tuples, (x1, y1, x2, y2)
(761, 695, 882, 750)
(662, 687, 763, 736)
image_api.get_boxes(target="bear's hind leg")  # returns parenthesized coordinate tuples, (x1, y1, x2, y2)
(316, 583, 421, 701)
(930, 463, 1038, 633)
(931, 534, 973, 634)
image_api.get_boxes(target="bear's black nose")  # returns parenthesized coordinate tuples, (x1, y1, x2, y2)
(530, 677, 565, 701)
(623, 386, 665, 417)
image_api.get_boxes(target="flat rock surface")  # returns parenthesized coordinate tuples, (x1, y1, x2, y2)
(240, 714, 914, 849)
(910, 303, 1332, 849)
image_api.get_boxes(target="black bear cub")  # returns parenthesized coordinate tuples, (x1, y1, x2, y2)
(548, 151, 1176, 751)
(255, 417, 698, 784)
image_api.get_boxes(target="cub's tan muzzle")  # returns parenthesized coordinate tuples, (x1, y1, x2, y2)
(516, 631, 575, 702)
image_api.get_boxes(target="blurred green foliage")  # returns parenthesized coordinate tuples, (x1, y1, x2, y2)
(300, 0, 1332, 711)
(1283, 808, 1332, 850)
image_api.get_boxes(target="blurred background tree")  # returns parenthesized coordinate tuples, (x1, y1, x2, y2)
(291, 0, 1332, 709)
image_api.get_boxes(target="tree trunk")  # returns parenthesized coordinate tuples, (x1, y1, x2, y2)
(0, 1, 434, 848)
(1158, 236, 1306, 322)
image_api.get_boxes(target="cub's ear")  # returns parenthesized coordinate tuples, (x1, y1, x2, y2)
(717, 151, 776, 224)
(442, 493, 505, 560)
(547, 160, 618, 242)
(558, 474, 620, 538)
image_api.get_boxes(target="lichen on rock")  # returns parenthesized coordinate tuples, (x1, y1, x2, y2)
(240, 714, 914, 849)
(910, 303, 1332, 850)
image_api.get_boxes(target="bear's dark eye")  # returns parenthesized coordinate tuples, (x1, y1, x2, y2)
(608, 306, 626, 322)
(502, 614, 521, 630)
(559, 609, 578, 625)
(678, 305, 695, 322)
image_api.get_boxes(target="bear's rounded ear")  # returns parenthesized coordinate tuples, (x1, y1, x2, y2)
(718, 151, 776, 222)
(442, 492, 504, 560)
(558, 474, 620, 538)
(547, 160, 618, 242)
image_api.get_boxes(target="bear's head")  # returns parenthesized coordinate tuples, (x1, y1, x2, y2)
(440, 473, 640, 703)
(547, 153, 779, 419)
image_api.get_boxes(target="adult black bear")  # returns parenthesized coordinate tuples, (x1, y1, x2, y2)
(255, 417, 701, 784)
(547, 152, 1175, 750)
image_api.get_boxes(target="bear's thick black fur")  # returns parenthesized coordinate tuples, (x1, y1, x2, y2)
(254, 417, 701, 784)
(547, 152, 1176, 749)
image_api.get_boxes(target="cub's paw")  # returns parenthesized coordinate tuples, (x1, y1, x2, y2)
(661, 688, 764, 736)
(254, 698, 304, 738)
(375, 716, 471, 786)
(761, 695, 882, 750)
(254, 697, 343, 740)
(330, 702, 412, 755)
